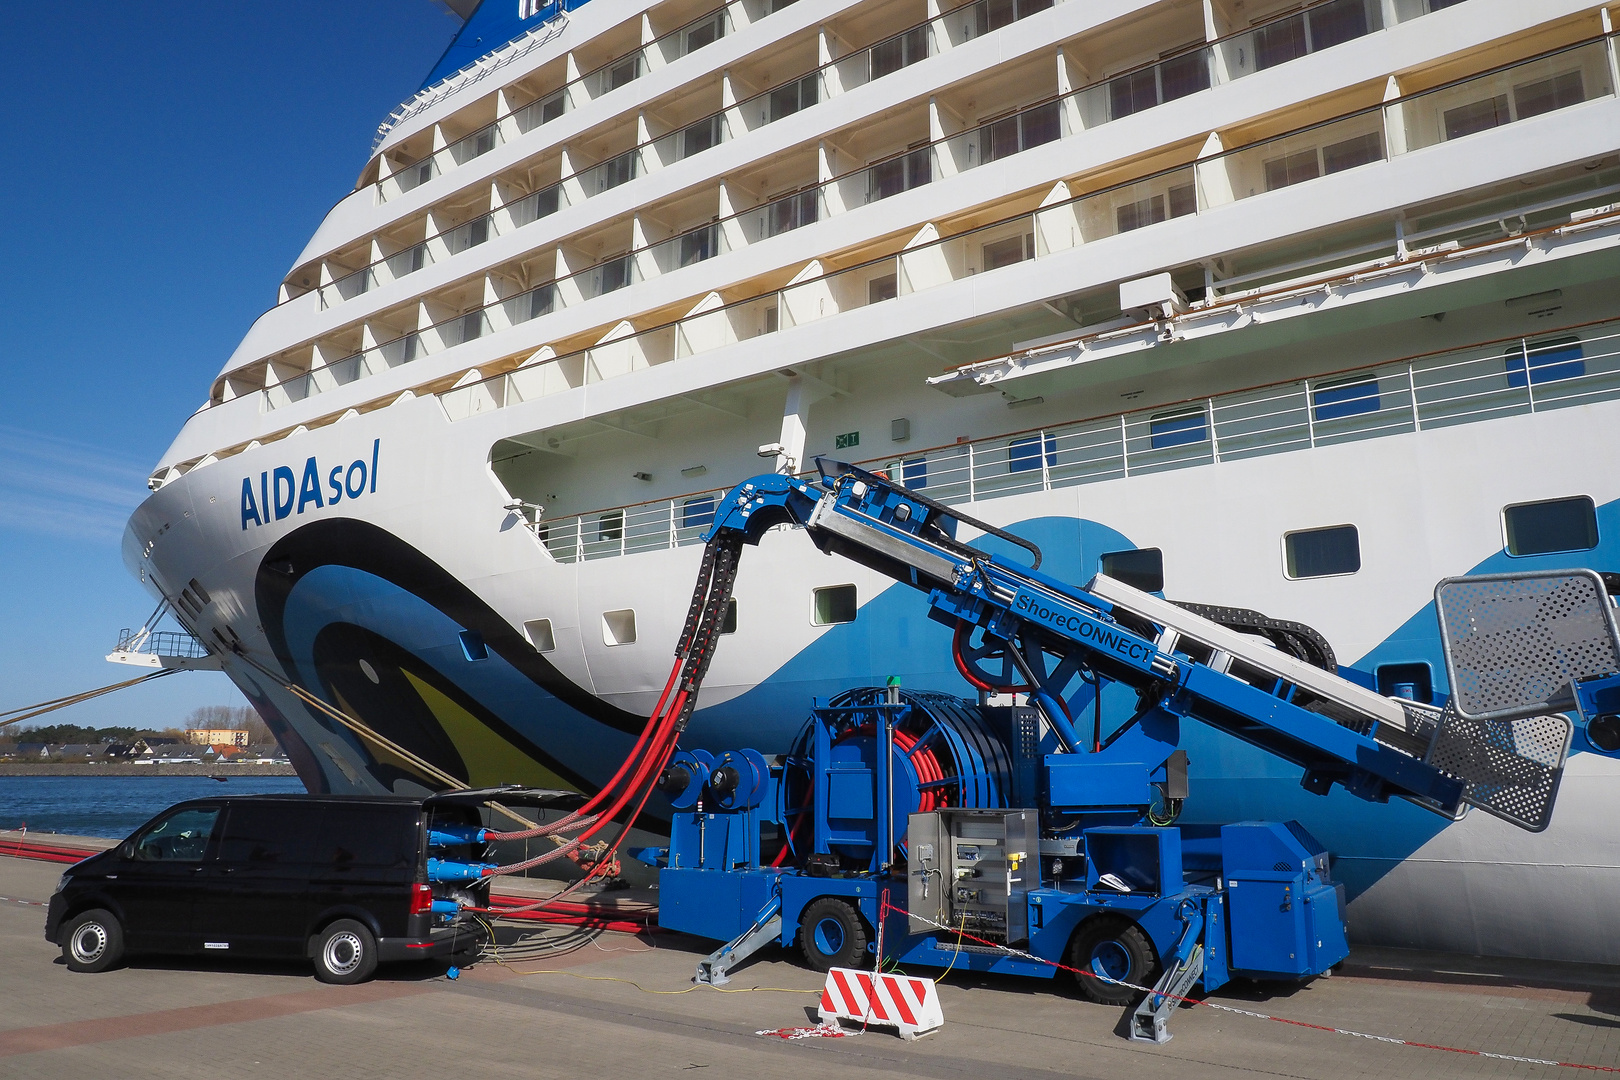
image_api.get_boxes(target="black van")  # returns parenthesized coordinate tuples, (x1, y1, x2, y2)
(44, 792, 507, 983)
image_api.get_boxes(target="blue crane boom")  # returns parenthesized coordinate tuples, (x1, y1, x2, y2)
(638, 458, 1619, 1042)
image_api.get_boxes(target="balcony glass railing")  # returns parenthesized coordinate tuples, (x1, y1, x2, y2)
(528, 318, 1620, 561)
(420, 36, 1617, 420)
(271, 30, 1615, 414)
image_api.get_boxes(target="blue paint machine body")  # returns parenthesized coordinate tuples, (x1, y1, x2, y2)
(639, 460, 1619, 1041)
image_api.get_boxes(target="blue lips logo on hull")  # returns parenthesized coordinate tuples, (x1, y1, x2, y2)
(241, 439, 379, 530)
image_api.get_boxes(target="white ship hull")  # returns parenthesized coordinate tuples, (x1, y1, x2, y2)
(125, 0, 1620, 963)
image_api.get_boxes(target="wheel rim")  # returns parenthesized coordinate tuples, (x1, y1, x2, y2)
(813, 917, 845, 957)
(71, 922, 108, 964)
(323, 931, 363, 976)
(1089, 940, 1131, 983)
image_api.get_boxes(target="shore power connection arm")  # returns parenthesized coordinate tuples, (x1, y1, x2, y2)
(647, 459, 1620, 1041)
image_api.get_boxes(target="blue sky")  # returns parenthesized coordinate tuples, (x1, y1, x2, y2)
(0, 2, 462, 731)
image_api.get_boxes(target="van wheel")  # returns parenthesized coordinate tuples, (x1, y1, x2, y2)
(313, 920, 378, 984)
(1067, 917, 1158, 1006)
(798, 898, 868, 972)
(62, 909, 125, 973)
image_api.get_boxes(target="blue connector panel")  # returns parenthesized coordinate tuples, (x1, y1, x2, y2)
(427, 857, 495, 882)
(430, 899, 461, 916)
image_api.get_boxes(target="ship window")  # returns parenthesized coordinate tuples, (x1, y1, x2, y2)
(1306, 0, 1370, 51)
(1149, 409, 1207, 449)
(902, 457, 928, 488)
(1515, 70, 1584, 120)
(608, 57, 639, 91)
(982, 234, 1033, 271)
(684, 12, 724, 54)
(1322, 132, 1383, 174)
(1312, 377, 1381, 421)
(602, 609, 637, 646)
(682, 496, 716, 529)
(1503, 496, 1597, 556)
(1254, 13, 1307, 70)
(1377, 663, 1433, 704)
(1444, 94, 1509, 139)
(813, 585, 857, 625)
(525, 619, 556, 653)
(869, 24, 926, 80)
(599, 510, 624, 543)
(1263, 148, 1320, 191)
(1168, 183, 1197, 218)
(1284, 525, 1360, 578)
(722, 598, 738, 635)
(1161, 48, 1210, 102)
(459, 630, 489, 662)
(1100, 548, 1164, 593)
(679, 226, 715, 266)
(598, 254, 632, 294)
(1008, 433, 1056, 473)
(1505, 336, 1584, 387)
(869, 274, 898, 304)
(1116, 195, 1163, 233)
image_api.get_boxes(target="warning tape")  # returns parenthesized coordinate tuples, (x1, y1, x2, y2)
(756, 1025, 856, 1040)
(882, 900, 1620, 1073)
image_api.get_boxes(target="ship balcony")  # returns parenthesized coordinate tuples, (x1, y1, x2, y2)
(289, 0, 1489, 322)
(233, 31, 1620, 423)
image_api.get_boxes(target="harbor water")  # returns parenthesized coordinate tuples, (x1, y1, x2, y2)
(0, 775, 306, 839)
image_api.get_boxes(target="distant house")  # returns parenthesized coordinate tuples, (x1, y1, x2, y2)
(187, 728, 250, 747)
(244, 743, 289, 762)
(56, 744, 109, 761)
(16, 744, 49, 760)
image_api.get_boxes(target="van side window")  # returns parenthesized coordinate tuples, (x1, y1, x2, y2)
(219, 803, 323, 864)
(313, 807, 414, 870)
(134, 806, 221, 862)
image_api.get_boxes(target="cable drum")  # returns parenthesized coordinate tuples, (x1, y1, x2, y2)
(780, 687, 1014, 868)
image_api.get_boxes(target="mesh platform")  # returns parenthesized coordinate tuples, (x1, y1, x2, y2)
(1435, 570, 1620, 721)
(1426, 703, 1570, 832)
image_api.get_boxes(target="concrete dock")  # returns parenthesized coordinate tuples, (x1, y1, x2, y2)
(2, 853, 1617, 1078)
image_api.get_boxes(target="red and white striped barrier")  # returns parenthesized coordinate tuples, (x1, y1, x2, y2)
(818, 967, 944, 1040)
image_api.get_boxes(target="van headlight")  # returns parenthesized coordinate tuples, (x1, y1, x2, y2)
(54, 873, 70, 894)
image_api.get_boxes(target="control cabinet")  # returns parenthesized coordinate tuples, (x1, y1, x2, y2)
(908, 809, 1039, 944)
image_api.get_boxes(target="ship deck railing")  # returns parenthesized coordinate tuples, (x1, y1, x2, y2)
(527, 317, 1620, 562)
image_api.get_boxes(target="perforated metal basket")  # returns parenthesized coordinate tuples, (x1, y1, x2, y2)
(1427, 570, 1615, 831)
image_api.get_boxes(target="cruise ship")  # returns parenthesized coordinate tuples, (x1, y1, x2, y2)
(124, 0, 1620, 963)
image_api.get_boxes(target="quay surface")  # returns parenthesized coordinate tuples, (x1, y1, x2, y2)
(2, 852, 1617, 1078)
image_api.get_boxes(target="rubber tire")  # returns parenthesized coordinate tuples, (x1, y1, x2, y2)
(1067, 918, 1159, 1006)
(312, 919, 379, 985)
(798, 898, 869, 972)
(61, 908, 125, 973)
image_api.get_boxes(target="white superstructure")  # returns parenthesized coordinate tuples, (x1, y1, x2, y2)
(128, 0, 1620, 963)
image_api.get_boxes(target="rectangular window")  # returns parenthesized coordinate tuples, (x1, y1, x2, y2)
(220, 803, 322, 865)
(1168, 183, 1197, 219)
(1444, 94, 1509, 140)
(602, 608, 637, 645)
(134, 805, 221, 862)
(608, 57, 639, 91)
(524, 618, 556, 653)
(1149, 409, 1207, 449)
(314, 807, 413, 869)
(1100, 548, 1164, 593)
(981, 234, 1032, 271)
(598, 255, 631, 294)
(458, 629, 489, 661)
(1254, 14, 1307, 70)
(813, 584, 858, 625)
(721, 598, 738, 635)
(598, 510, 624, 543)
(1514, 70, 1584, 120)
(870, 25, 927, 80)
(528, 283, 556, 321)
(1306, 0, 1370, 51)
(1503, 496, 1598, 556)
(1109, 68, 1159, 120)
(1285, 524, 1361, 578)
(1160, 49, 1209, 102)
(868, 274, 898, 304)
(678, 226, 714, 267)
(1008, 433, 1056, 472)
(682, 495, 716, 529)
(1312, 378, 1380, 421)
(1263, 148, 1320, 191)
(1116, 194, 1165, 233)
(684, 13, 723, 54)
(1505, 336, 1585, 387)
(902, 457, 928, 488)
(1322, 131, 1382, 174)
